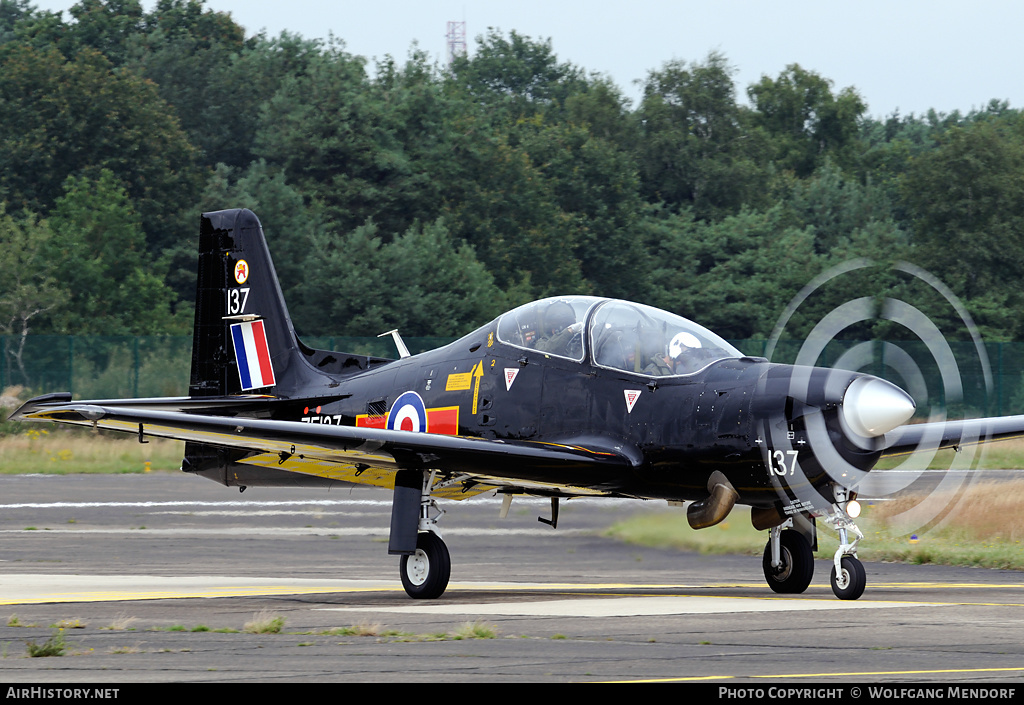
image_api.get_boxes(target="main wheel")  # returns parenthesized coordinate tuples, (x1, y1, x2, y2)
(762, 529, 814, 594)
(400, 532, 451, 599)
(830, 555, 866, 600)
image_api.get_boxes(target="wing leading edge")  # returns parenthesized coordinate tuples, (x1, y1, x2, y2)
(882, 413, 1024, 457)
(13, 399, 639, 498)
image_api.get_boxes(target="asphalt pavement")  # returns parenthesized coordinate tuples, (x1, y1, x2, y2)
(0, 473, 1022, 686)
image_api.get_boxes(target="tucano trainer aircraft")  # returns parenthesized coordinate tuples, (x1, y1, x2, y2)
(14, 209, 1024, 600)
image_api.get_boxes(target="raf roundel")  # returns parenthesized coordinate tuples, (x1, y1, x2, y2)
(387, 391, 429, 433)
(234, 259, 249, 285)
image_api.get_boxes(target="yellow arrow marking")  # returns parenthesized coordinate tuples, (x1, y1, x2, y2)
(471, 360, 484, 414)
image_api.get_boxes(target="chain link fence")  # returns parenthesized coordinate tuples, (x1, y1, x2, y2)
(3, 335, 1022, 417)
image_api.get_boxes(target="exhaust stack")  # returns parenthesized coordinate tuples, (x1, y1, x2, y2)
(687, 470, 739, 530)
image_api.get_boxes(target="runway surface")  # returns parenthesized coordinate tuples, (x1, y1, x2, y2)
(0, 473, 1022, 684)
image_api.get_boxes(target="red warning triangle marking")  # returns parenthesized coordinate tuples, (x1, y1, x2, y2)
(624, 389, 641, 413)
(504, 368, 519, 391)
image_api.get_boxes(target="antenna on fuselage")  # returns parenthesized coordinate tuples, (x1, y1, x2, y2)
(379, 329, 411, 359)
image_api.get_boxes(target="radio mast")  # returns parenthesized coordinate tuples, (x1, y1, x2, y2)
(446, 21, 467, 66)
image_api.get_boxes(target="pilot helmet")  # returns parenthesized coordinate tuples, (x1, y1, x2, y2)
(544, 301, 576, 334)
(669, 331, 701, 360)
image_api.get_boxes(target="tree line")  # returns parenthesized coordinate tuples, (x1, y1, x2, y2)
(2, 0, 1023, 347)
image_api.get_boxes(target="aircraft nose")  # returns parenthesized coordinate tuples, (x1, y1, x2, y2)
(840, 376, 916, 437)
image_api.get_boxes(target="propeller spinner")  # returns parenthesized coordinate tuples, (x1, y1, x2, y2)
(840, 376, 916, 438)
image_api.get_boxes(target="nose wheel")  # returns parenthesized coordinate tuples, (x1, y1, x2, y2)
(824, 487, 867, 600)
(830, 554, 866, 600)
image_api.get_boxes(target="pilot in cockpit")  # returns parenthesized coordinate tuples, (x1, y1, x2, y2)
(644, 331, 702, 375)
(669, 331, 702, 373)
(535, 301, 583, 356)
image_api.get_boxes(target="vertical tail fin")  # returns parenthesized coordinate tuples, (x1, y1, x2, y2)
(189, 208, 312, 398)
(182, 208, 394, 484)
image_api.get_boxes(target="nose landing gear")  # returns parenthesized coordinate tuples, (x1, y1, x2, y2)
(761, 489, 866, 600)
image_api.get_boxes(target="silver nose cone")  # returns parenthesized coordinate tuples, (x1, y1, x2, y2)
(841, 376, 916, 437)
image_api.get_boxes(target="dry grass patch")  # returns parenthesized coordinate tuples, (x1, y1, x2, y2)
(243, 610, 285, 634)
(101, 614, 137, 631)
(874, 480, 1024, 542)
(608, 479, 1024, 571)
(454, 620, 498, 640)
(0, 432, 185, 474)
(839, 479, 1024, 569)
(327, 622, 382, 637)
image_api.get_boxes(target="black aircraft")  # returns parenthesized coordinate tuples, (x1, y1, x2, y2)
(14, 209, 1024, 600)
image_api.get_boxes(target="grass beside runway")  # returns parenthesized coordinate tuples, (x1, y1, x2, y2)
(0, 428, 185, 474)
(605, 479, 1024, 571)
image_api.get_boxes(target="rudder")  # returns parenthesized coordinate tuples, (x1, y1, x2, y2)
(189, 208, 313, 398)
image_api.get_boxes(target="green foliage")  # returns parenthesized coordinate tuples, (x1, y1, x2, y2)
(0, 38, 202, 258)
(0, 209, 63, 337)
(255, 41, 419, 236)
(449, 28, 586, 123)
(900, 116, 1024, 339)
(61, 0, 145, 65)
(124, 0, 249, 169)
(643, 206, 826, 338)
(748, 63, 867, 177)
(46, 170, 185, 335)
(293, 218, 507, 337)
(0, 8, 1021, 344)
(0, 1, 34, 43)
(636, 52, 770, 220)
(25, 628, 67, 657)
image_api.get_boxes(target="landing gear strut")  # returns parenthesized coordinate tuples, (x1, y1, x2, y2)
(823, 486, 866, 600)
(396, 470, 451, 599)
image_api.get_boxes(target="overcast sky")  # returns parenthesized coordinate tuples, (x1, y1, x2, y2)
(32, 0, 1024, 118)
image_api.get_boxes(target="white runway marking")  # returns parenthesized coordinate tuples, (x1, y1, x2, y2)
(0, 574, 397, 604)
(324, 595, 945, 617)
(0, 574, 951, 613)
(0, 527, 583, 536)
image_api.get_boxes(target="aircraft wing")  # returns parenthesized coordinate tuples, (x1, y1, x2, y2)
(12, 398, 640, 499)
(881, 413, 1024, 458)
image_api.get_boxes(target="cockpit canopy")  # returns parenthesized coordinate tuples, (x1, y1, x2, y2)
(495, 296, 743, 376)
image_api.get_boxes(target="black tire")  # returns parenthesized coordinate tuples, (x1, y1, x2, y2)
(762, 529, 814, 594)
(400, 532, 451, 599)
(830, 555, 866, 600)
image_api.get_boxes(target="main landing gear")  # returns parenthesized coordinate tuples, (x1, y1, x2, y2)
(400, 531, 451, 599)
(395, 470, 451, 599)
(762, 493, 866, 600)
(762, 526, 814, 594)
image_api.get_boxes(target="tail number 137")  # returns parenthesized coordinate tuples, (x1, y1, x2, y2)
(227, 287, 250, 315)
